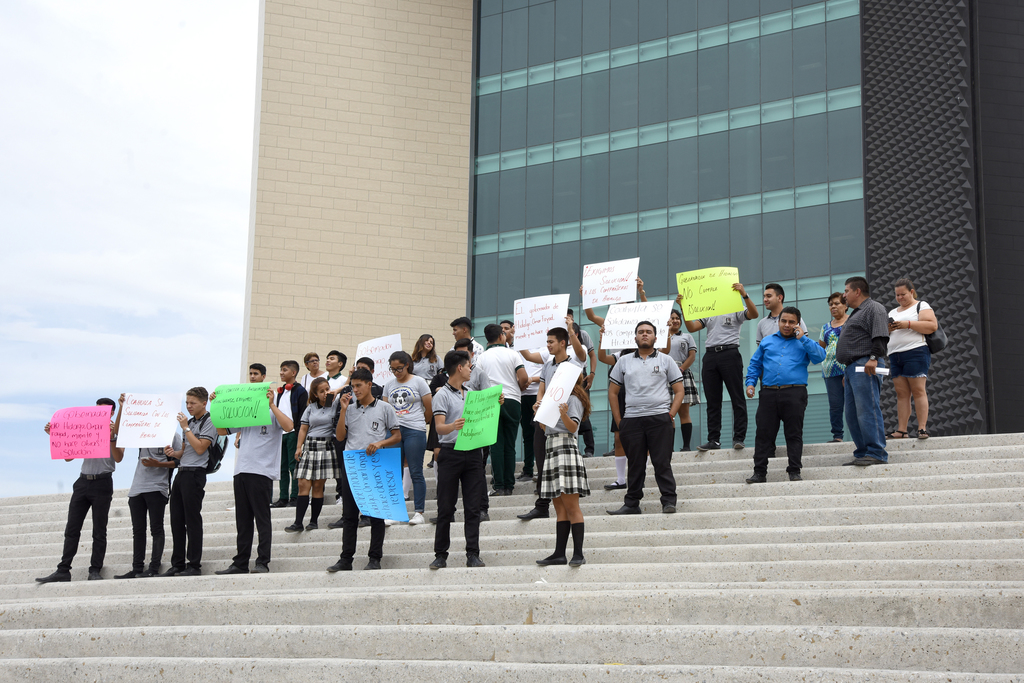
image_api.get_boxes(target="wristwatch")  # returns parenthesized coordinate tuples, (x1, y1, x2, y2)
(184, 427, 192, 433)
(868, 355, 877, 361)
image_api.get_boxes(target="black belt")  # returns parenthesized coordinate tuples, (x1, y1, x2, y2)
(762, 384, 806, 390)
(707, 344, 739, 353)
(178, 466, 205, 472)
(81, 473, 112, 481)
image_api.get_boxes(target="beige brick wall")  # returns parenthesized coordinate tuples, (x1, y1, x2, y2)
(242, 0, 474, 380)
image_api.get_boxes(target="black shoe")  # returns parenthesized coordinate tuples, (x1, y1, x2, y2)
(215, 565, 249, 575)
(364, 558, 381, 570)
(429, 517, 438, 524)
(328, 518, 344, 529)
(327, 559, 353, 572)
(466, 555, 486, 568)
(284, 523, 304, 533)
(157, 567, 181, 578)
(745, 474, 767, 484)
(733, 442, 745, 450)
(141, 567, 159, 578)
(179, 567, 201, 577)
(287, 498, 298, 508)
(516, 472, 534, 481)
(601, 451, 616, 457)
(426, 461, 434, 469)
(569, 555, 586, 567)
(517, 507, 549, 521)
(35, 570, 71, 584)
(584, 450, 595, 458)
(88, 569, 103, 581)
(789, 472, 802, 481)
(305, 522, 319, 531)
(606, 505, 640, 516)
(603, 481, 627, 490)
(479, 512, 490, 522)
(252, 564, 270, 574)
(429, 556, 446, 570)
(114, 570, 141, 580)
(358, 516, 371, 528)
(536, 554, 567, 566)
(662, 505, 676, 514)
(697, 441, 720, 451)
(270, 499, 288, 508)
(844, 457, 882, 466)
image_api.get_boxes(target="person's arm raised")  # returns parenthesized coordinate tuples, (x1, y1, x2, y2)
(678, 296, 704, 333)
(267, 389, 294, 433)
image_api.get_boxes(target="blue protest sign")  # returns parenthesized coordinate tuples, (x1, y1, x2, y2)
(341, 447, 409, 522)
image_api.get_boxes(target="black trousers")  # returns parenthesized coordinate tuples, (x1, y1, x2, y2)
(532, 425, 550, 510)
(58, 476, 113, 572)
(579, 385, 595, 455)
(753, 386, 808, 475)
(127, 491, 167, 572)
(338, 466, 385, 561)
(519, 395, 537, 474)
(619, 413, 677, 508)
(232, 473, 274, 568)
(433, 446, 485, 559)
(702, 347, 748, 444)
(168, 469, 206, 570)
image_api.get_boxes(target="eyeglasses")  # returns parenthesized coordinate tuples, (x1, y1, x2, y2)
(390, 366, 406, 374)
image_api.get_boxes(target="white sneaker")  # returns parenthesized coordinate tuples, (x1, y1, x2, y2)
(384, 519, 398, 526)
(409, 512, 425, 525)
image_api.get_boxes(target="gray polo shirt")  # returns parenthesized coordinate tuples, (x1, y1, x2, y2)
(756, 313, 808, 344)
(431, 382, 465, 445)
(836, 297, 890, 365)
(412, 357, 442, 382)
(227, 414, 284, 480)
(301, 401, 339, 438)
(467, 363, 491, 392)
(609, 349, 684, 418)
(80, 437, 118, 476)
(539, 355, 583, 390)
(384, 374, 433, 431)
(698, 311, 750, 348)
(343, 398, 399, 451)
(128, 433, 182, 497)
(667, 332, 697, 367)
(179, 413, 218, 468)
(544, 395, 584, 435)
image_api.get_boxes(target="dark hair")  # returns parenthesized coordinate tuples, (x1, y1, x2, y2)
(566, 308, 575, 317)
(303, 351, 320, 364)
(356, 356, 375, 372)
(765, 283, 785, 302)
(307, 377, 331, 407)
(444, 349, 471, 375)
(450, 316, 472, 330)
(845, 276, 870, 296)
(411, 334, 438, 364)
(280, 360, 300, 374)
(96, 397, 116, 409)
(571, 373, 592, 423)
(350, 368, 374, 384)
(499, 319, 514, 328)
(827, 292, 845, 304)
(327, 350, 347, 370)
(389, 350, 413, 370)
(670, 308, 682, 320)
(547, 327, 569, 345)
(186, 387, 209, 403)
(484, 323, 504, 343)
(894, 277, 916, 294)
(454, 337, 475, 352)
(249, 363, 267, 376)
(634, 320, 656, 334)
(780, 306, 802, 323)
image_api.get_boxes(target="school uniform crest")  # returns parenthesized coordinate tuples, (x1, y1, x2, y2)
(372, 421, 380, 431)
(652, 365, 662, 374)
(260, 426, 268, 435)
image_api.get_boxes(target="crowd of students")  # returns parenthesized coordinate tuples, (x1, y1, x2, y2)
(35, 275, 937, 582)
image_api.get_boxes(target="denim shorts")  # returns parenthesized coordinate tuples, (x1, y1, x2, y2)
(889, 345, 931, 379)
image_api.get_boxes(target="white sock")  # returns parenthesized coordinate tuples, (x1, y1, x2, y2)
(403, 467, 412, 497)
(615, 456, 627, 485)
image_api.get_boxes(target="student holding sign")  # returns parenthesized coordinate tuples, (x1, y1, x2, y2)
(37, 398, 123, 583)
(475, 324, 529, 496)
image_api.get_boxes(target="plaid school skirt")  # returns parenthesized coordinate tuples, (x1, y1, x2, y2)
(539, 432, 591, 499)
(296, 437, 339, 481)
(682, 369, 701, 405)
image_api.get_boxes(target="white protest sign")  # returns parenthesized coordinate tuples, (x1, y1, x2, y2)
(582, 257, 640, 308)
(356, 334, 403, 386)
(602, 300, 675, 350)
(116, 393, 182, 448)
(536, 361, 584, 429)
(513, 294, 570, 351)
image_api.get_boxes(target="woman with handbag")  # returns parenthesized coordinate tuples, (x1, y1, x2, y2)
(887, 278, 939, 439)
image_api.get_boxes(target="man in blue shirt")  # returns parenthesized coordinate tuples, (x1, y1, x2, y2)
(743, 307, 826, 483)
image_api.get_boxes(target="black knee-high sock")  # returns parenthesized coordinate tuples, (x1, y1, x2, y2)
(680, 422, 693, 451)
(570, 522, 585, 559)
(310, 497, 324, 524)
(553, 520, 570, 558)
(294, 496, 310, 525)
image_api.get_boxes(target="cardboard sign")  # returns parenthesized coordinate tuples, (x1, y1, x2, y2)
(582, 257, 640, 308)
(535, 362, 584, 429)
(454, 384, 502, 451)
(356, 334, 403, 387)
(675, 266, 745, 319)
(116, 393, 182, 448)
(342, 447, 409, 522)
(513, 294, 570, 351)
(209, 383, 272, 428)
(601, 300, 675, 350)
(49, 406, 112, 460)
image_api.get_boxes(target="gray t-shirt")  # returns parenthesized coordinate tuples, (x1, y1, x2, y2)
(128, 433, 182, 497)
(667, 332, 697, 367)
(836, 297, 890, 365)
(609, 350, 684, 418)
(301, 401, 339, 438)
(227, 415, 284, 480)
(383, 375, 432, 431)
(756, 314, 808, 344)
(431, 383, 465, 445)
(179, 413, 218, 468)
(343, 398, 399, 451)
(80, 438, 119, 476)
(698, 311, 750, 348)
(544, 395, 584, 435)
(412, 357, 443, 382)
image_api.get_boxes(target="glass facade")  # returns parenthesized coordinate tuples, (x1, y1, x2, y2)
(470, 0, 866, 454)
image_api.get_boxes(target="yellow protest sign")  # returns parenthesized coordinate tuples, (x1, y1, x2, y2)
(675, 267, 744, 319)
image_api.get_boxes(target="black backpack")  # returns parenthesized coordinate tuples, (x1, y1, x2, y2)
(197, 414, 228, 474)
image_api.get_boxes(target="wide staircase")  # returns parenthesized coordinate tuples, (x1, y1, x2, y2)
(0, 434, 1022, 681)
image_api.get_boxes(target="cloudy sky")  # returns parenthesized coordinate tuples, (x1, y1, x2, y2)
(0, 1, 258, 496)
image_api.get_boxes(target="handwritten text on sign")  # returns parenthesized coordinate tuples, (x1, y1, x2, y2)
(601, 300, 675, 350)
(454, 384, 502, 451)
(582, 257, 640, 308)
(116, 393, 182, 448)
(342, 447, 409, 522)
(513, 294, 570, 351)
(50, 406, 112, 460)
(536, 362, 583, 429)
(675, 267, 744, 319)
(356, 334, 402, 387)
(210, 383, 271, 428)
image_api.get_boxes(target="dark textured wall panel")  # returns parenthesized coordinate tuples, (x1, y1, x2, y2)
(861, 0, 988, 435)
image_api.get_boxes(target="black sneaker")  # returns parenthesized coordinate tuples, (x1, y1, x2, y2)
(745, 474, 767, 484)
(327, 559, 352, 572)
(733, 441, 745, 450)
(364, 558, 381, 570)
(270, 499, 288, 508)
(35, 570, 71, 584)
(429, 556, 446, 569)
(284, 523, 303, 533)
(516, 472, 533, 481)
(88, 569, 103, 581)
(114, 570, 141, 580)
(697, 441, 721, 451)
(328, 518, 344, 529)
(466, 555, 486, 568)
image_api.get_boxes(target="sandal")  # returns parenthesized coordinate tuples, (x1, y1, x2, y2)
(917, 429, 929, 440)
(888, 430, 909, 439)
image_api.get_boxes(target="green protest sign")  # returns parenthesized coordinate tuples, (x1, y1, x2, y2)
(209, 383, 272, 428)
(675, 266, 744, 319)
(454, 384, 502, 451)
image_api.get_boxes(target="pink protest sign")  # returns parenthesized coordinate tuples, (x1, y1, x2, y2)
(49, 406, 113, 460)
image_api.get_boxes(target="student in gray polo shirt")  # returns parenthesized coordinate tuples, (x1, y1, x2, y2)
(327, 368, 401, 572)
(682, 282, 759, 451)
(606, 321, 685, 516)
